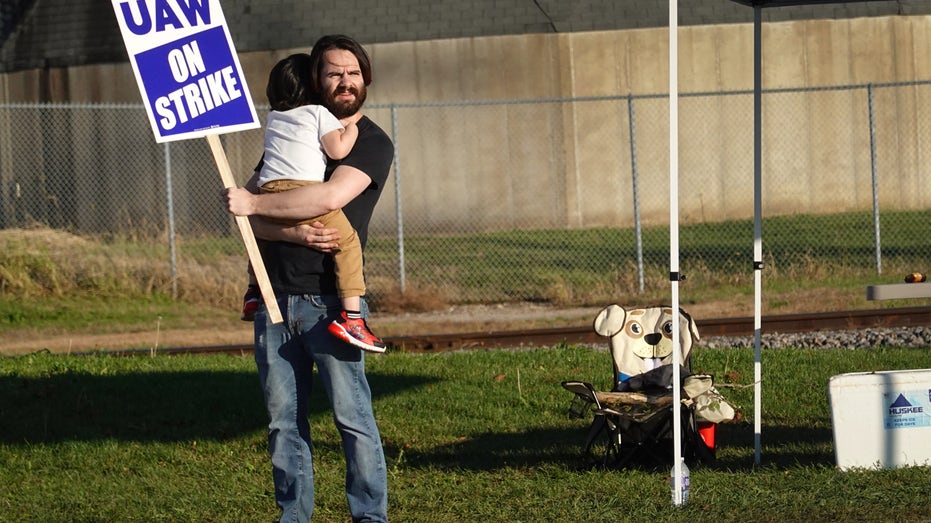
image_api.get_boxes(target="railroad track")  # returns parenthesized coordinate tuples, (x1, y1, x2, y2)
(116, 306, 931, 356)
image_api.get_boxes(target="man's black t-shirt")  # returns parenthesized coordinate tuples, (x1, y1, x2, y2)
(258, 115, 393, 295)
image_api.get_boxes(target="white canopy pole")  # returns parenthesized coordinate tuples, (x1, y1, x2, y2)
(730, 0, 877, 466)
(752, 6, 764, 466)
(668, 0, 685, 505)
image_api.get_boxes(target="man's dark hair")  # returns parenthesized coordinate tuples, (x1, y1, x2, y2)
(308, 34, 373, 94)
(265, 53, 320, 111)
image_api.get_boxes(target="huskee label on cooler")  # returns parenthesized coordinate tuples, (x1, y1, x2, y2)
(885, 391, 930, 429)
(829, 369, 931, 470)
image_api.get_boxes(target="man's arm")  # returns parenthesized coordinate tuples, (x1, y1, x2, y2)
(228, 170, 335, 247)
(225, 164, 372, 221)
(224, 164, 372, 251)
(249, 217, 340, 252)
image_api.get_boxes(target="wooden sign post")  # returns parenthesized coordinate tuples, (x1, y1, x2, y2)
(206, 135, 282, 323)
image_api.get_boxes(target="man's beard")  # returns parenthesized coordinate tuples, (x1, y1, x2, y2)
(324, 85, 367, 119)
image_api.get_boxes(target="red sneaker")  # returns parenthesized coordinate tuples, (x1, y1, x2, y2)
(328, 312, 387, 353)
(240, 286, 261, 322)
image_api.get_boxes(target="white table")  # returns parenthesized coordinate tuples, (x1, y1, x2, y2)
(866, 283, 931, 300)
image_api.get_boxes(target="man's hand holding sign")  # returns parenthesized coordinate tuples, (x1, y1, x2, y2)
(111, 0, 283, 323)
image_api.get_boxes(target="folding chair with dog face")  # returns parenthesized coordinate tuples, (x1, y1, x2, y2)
(562, 305, 732, 469)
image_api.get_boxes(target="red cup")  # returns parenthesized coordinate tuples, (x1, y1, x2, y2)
(697, 421, 716, 454)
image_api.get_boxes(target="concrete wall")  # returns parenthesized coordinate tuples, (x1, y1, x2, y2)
(6, 15, 931, 102)
(2, 15, 930, 232)
(6, 0, 930, 74)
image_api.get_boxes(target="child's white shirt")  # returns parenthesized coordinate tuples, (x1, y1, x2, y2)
(258, 105, 344, 187)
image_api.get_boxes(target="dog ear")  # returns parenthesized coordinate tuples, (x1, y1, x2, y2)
(593, 304, 627, 337)
(679, 307, 700, 342)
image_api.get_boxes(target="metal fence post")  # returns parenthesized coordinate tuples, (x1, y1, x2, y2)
(163, 141, 178, 299)
(390, 104, 406, 294)
(867, 83, 882, 275)
(627, 94, 644, 292)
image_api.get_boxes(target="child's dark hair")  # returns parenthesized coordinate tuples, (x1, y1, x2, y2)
(266, 53, 320, 111)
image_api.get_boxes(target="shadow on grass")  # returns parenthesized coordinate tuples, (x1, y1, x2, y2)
(0, 365, 836, 472)
(0, 370, 434, 444)
(393, 420, 836, 472)
(709, 421, 836, 469)
(397, 426, 587, 471)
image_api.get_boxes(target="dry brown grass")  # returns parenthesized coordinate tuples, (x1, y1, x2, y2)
(0, 226, 245, 309)
(2, 226, 927, 356)
(369, 283, 452, 314)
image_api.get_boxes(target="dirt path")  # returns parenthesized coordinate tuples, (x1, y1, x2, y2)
(1, 303, 598, 355)
(1, 290, 861, 355)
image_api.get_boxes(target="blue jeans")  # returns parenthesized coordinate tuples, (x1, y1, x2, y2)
(253, 293, 388, 523)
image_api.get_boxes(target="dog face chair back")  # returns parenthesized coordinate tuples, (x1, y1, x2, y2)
(593, 305, 700, 389)
(563, 305, 725, 467)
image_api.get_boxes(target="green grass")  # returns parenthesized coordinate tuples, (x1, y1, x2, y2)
(2, 345, 930, 521)
(3, 210, 931, 336)
(365, 209, 931, 303)
(0, 295, 174, 330)
(0, 294, 239, 340)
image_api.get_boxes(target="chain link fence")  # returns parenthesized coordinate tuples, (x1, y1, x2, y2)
(1, 81, 930, 306)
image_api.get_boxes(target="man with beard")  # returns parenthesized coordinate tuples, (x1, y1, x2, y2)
(224, 34, 391, 523)
(237, 51, 386, 354)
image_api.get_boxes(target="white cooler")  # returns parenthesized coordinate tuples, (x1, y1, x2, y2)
(828, 369, 931, 470)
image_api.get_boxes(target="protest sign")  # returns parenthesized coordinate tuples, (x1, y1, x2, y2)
(111, 0, 259, 141)
(112, 0, 282, 322)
